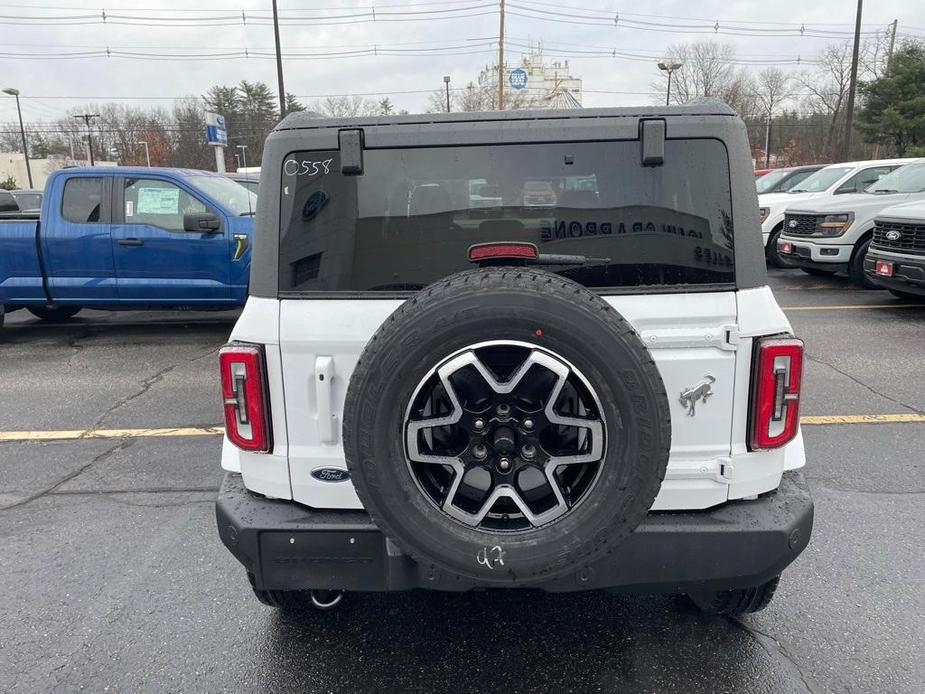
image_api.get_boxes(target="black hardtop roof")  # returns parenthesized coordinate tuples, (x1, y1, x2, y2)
(274, 100, 736, 133)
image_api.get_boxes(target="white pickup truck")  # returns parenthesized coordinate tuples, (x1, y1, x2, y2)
(215, 103, 813, 616)
(777, 161, 925, 287)
(759, 158, 915, 267)
(864, 198, 925, 300)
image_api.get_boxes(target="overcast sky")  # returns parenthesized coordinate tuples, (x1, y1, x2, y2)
(2, 0, 924, 125)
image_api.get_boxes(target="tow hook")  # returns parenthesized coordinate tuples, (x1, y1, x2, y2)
(310, 589, 345, 610)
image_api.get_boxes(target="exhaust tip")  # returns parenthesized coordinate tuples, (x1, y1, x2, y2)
(310, 589, 344, 610)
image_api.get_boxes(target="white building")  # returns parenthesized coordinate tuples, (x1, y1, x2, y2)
(477, 47, 583, 108)
(0, 152, 116, 191)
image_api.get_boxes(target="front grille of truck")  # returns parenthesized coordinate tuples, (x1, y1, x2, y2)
(872, 221, 925, 255)
(782, 213, 820, 236)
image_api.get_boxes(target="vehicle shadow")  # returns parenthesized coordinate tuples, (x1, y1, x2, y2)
(257, 590, 793, 693)
(0, 311, 238, 346)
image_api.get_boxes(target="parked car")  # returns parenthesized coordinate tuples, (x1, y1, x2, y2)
(754, 168, 772, 178)
(523, 180, 557, 207)
(216, 103, 813, 616)
(863, 199, 925, 300)
(759, 158, 915, 267)
(11, 189, 42, 212)
(777, 161, 925, 287)
(755, 165, 825, 195)
(0, 167, 256, 328)
(225, 172, 259, 196)
(0, 189, 20, 216)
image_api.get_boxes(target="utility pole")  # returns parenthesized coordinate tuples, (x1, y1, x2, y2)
(1, 88, 32, 188)
(886, 19, 898, 74)
(842, 0, 863, 160)
(443, 75, 451, 112)
(272, 0, 286, 119)
(764, 113, 772, 168)
(73, 113, 100, 166)
(498, 0, 505, 111)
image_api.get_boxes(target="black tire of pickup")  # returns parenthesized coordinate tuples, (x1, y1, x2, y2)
(28, 305, 82, 322)
(849, 236, 878, 289)
(688, 576, 780, 615)
(342, 268, 671, 586)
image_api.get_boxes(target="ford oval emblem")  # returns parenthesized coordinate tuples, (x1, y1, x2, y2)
(788, 219, 798, 229)
(311, 467, 350, 482)
(885, 230, 902, 241)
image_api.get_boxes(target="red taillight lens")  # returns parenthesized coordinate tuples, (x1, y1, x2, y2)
(750, 337, 804, 450)
(468, 242, 538, 262)
(219, 343, 272, 453)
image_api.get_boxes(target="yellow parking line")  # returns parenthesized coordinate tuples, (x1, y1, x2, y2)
(800, 414, 925, 425)
(2, 415, 925, 443)
(0, 426, 224, 442)
(782, 303, 925, 311)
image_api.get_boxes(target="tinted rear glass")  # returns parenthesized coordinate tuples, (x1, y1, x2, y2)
(279, 139, 735, 293)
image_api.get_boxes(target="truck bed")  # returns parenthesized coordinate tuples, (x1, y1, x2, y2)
(0, 219, 44, 304)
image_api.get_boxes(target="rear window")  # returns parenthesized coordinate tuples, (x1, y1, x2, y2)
(61, 177, 103, 223)
(278, 139, 735, 293)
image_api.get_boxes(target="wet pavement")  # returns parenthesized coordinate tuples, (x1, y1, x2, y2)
(0, 268, 923, 693)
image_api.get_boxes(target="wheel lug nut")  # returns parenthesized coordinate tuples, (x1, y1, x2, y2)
(521, 444, 536, 460)
(473, 418, 485, 431)
(523, 418, 534, 430)
(498, 458, 511, 472)
(472, 443, 488, 460)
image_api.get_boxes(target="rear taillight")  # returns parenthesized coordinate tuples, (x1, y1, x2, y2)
(219, 343, 272, 453)
(749, 336, 804, 450)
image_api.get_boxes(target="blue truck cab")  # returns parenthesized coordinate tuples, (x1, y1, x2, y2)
(0, 167, 256, 325)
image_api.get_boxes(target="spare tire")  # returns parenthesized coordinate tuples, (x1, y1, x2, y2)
(342, 268, 670, 585)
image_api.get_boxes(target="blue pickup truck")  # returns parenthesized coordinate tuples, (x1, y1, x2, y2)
(0, 167, 256, 326)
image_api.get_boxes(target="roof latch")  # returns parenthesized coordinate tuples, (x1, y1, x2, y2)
(640, 118, 666, 166)
(338, 129, 364, 175)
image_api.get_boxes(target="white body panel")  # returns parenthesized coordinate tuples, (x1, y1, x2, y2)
(218, 288, 805, 511)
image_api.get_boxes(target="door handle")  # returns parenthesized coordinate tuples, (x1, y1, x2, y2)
(117, 238, 144, 246)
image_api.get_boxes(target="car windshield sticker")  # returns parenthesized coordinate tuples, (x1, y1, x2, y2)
(125, 200, 134, 218)
(137, 187, 179, 215)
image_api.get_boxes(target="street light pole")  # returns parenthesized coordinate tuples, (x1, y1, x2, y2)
(137, 140, 150, 167)
(236, 144, 249, 172)
(443, 75, 451, 113)
(657, 62, 683, 106)
(2, 88, 33, 188)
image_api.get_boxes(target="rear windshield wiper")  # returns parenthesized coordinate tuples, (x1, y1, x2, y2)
(239, 210, 256, 216)
(531, 253, 611, 266)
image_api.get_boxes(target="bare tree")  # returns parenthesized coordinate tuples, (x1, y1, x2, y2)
(425, 80, 536, 114)
(752, 68, 793, 166)
(798, 43, 853, 160)
(653, 41, 756, 116)
(313, 95, 378, 118)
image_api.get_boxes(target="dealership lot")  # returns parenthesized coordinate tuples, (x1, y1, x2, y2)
(0, 268, 922, 694)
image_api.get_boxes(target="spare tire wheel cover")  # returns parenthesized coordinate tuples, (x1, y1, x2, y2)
(342, 268, 671, 585)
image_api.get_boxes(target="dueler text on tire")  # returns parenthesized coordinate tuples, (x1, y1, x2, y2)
(342, 268, 671, 586)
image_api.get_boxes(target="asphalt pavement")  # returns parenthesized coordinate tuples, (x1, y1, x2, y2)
(0, 268, 923, 693)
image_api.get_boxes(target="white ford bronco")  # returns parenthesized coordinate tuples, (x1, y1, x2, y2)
(216, 103, 813, 615)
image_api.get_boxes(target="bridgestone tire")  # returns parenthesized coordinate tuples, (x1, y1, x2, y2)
(688, 576, 781, 615)
(342, 268, 671, 586)
(28, 305, 82, 322)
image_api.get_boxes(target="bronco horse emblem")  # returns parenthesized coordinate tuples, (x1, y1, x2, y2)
(679, 375, 715, 416)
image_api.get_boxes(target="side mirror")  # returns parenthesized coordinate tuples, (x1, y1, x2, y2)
(834, 185, 855, 195)
(183, 212, 221, 232)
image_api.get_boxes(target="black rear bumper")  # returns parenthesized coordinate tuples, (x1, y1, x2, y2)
(216, 471, 813, 594)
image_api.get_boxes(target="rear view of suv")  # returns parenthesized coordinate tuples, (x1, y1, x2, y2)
(216, 104, 813, 616)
